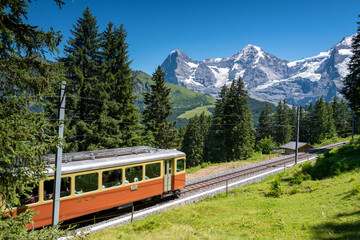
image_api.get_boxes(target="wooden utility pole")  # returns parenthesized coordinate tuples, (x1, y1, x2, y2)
(52, 81, 66, 226)
(295, 106, 300, 165)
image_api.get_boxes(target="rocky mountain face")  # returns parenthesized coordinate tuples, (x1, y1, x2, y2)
(161, 35, 354, 105)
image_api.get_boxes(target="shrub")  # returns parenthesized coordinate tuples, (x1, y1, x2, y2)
(257, 136, 276, 154)
(269, 176, 283, 197)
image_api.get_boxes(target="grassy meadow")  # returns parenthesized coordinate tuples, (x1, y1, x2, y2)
(84, 140, 360, 240)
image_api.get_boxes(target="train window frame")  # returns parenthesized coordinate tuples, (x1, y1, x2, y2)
(101, 168, 123, 190)
(17, 184, 40, 207)
(43, 176, 71, 202)
(145, 162, 161, 180)
(176, 158, 185, 173)
(75, 172, 99, 195)
(125, 165, 143, 184)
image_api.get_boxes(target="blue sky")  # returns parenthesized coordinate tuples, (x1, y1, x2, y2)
(28, 0, 360, 74)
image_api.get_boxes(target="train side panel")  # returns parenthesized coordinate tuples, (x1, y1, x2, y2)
(15, 178, 164, 229)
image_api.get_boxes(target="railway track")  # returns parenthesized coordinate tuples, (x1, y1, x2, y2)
(181, 141, 347, 195)
(61, 141, 347, 233)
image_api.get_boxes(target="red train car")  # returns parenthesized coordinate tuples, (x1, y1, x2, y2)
(2, 146, 186, 229)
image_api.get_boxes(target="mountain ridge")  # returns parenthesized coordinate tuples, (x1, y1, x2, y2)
(161, 35, 354, 105)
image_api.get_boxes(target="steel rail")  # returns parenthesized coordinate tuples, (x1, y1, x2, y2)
(181, 141, 347, 194)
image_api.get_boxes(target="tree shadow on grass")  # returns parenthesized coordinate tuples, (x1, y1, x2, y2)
(311, 210, 360, 240)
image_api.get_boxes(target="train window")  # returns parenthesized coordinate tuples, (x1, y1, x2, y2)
(102, 169, 122, 189)
(19, 184, 39, 206)
(43, 177, 71, 201)
(75, 173, 98, 194)
(177, 159, 185, 172)
(125, 166, 143, 184)
(145, 163, 161, 180)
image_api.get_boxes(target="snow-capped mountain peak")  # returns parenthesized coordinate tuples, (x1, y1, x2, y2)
(161, 35, 354, 105)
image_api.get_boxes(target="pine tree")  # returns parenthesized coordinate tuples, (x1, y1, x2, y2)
(142, 66, 178, 149)
(182, 112, 211, 167)
(257, 103, 274, 140)
(299, 105, 312, 143)
(274, 100, 292, 144)
(89, 22, 140, 149)
(59, 7, 102, 152)
(312, 98, 337, 144)
(206, 78, 254, 162)
(0, 1, 71, 238)
(332, 96, 351, 138)
(226, 78, 255, 160)
(341, 16, 360, 113)
(206, 84, 229, 162)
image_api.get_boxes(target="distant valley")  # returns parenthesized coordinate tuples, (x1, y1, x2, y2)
(133, 71, 275, 127)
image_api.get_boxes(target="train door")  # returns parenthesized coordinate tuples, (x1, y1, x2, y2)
(164, 159, 172, 192)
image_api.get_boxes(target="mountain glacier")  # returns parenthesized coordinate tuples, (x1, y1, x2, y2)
(160, 35, 354, 105)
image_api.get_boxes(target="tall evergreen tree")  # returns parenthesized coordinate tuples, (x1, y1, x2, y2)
(312, 98, 337, 144)
(142, 66, 178, 149)
(299, 105, 312, 143)
(89, 22, 140, 149)
(182, 115, 202, 167)
(225, 78, 255, 160)
(332, 96, 351, 138)
(257, 103, 273, 140)
(274, 100, 292, 144)
(341, 15, 360, 113)
(206, 78, 254, 162)
(0, 1, 71, 238)
(206, 85, 229, 162)
(59, 7, 102, 152)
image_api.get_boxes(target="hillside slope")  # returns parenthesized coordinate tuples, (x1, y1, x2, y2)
(133, 71, 275, 127)
(87, 140, 360, 240)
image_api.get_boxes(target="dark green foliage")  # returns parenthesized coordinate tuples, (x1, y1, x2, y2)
(312, 97, 337, 144)
(181, 112, 211, 167)
(0, 0, 71, 237)
(257, 103, 274, 140)
(0, 209, 73, 239)
(268, 176, 283, 197)
(290, 162, 312, 185)
(256, 136, 276, 154)
(274, 100, 292, 145)
(332, 96, 351, 138)
(88, 22, 140, 149)
(142, 66, 179, 148)
(207, 78, 255, 162)
(299, 103, 314, 143)
(206, 85, 228, 162)
(341, 16, 360, 113)
(299, 139, 360, 180)
(59, 6, 102, 152)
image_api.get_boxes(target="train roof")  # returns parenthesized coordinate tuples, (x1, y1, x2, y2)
(45, 146, 185, 176)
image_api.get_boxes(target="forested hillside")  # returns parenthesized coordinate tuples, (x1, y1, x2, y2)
(133, 70, 275, 127)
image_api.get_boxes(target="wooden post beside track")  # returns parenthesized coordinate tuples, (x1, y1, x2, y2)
(131, 205, 134, 223)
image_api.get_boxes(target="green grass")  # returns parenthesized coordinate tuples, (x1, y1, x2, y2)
(84, 141, 360, 240)
(177, 105, 214, 119)
(313, 135, 359, 148)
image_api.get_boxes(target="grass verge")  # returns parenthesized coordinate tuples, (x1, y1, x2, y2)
(84, 139, 360, 240)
